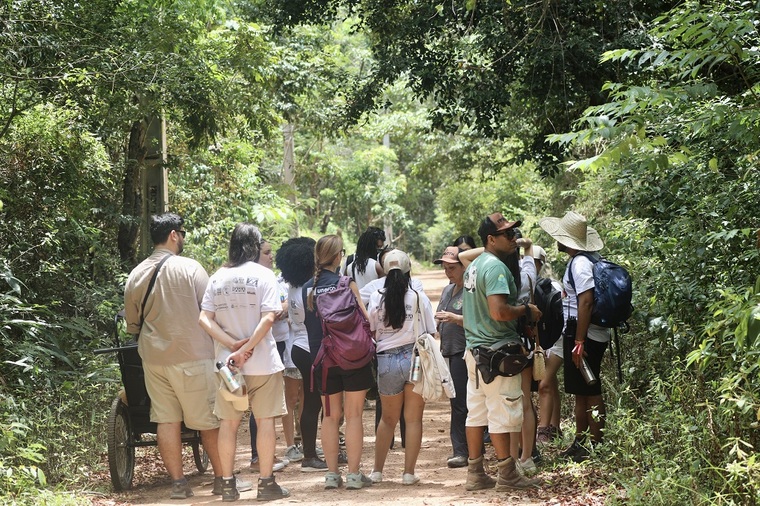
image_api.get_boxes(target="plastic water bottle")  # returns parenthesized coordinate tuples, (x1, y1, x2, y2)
(410, 352, 421, 381)
(216, 361, 241, 392)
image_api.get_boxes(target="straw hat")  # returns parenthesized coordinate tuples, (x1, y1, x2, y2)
(539, 211, 604, 252)
(219, 382, 249, 411)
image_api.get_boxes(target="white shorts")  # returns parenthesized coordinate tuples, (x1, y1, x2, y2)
(547, 334, 564, 360)
(464, 351, 523, 433)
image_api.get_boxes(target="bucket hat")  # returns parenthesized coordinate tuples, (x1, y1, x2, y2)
(539, 211, 604, 252)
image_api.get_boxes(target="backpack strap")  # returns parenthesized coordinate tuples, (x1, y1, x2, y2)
(137, 253, 172, 338)
(566, 251, 597, 291)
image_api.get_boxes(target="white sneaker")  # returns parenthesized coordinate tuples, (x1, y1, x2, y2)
(285, 444, 304, 462)
(402, 473, 420, 486)
(369, 471, 383, 483)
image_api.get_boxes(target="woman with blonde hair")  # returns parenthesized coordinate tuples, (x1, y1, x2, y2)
(367, 249, 436, 486)
(302, 234, 375, 490)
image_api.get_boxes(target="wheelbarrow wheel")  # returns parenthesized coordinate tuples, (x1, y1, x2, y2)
(107, 397, 135, 491)
(192, 435, 209, 473)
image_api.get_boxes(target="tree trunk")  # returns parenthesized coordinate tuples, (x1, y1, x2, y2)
(118, 120, 147, 269)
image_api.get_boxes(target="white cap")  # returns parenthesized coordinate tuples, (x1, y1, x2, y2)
(533, 245, 547, 264)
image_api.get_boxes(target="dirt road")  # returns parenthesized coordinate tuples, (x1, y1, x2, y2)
(93, 269, 554, 505)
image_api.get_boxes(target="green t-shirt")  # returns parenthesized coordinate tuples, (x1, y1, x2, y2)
(462, 251, 519, 349)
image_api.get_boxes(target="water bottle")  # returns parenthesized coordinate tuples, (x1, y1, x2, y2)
(579, 357, 598, 385)
(216, 361, 242, 392)
(410, 352, 421, 382)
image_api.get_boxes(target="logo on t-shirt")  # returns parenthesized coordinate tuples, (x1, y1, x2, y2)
(464, 265, 477, 293)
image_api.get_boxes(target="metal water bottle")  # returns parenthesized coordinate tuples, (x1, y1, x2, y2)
(410, 351, 421, 381)
(580, 357, 598, 385)
(216, 361, 241, 392)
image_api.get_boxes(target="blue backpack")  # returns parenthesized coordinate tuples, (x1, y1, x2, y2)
(568, 252, 633, 328)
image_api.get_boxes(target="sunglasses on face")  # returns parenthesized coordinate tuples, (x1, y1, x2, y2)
(492, 228, 517, 239)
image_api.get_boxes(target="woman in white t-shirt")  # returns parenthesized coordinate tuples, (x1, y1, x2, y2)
(344, 227, 385, 288)
(367, 250, 436, 486)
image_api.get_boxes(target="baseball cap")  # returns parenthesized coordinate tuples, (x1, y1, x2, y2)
(477, 212, 522, 244)
(434, 246, 461, 265)
(532, 245, 547, 264)
(382, 249, 412, 274)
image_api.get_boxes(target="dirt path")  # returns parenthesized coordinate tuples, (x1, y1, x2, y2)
(93, 269, 557, 505)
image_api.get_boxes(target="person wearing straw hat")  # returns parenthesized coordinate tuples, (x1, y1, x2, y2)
(461, 213, 542, 491)
(539, 211, 609, 462)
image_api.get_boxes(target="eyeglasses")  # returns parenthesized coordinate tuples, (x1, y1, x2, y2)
(176, 229, 186, 238)
(492, 228, 517, 239)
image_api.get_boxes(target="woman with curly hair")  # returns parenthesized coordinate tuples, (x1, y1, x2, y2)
(344, 227, 385, 288)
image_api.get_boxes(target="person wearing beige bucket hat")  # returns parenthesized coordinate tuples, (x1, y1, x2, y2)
(538, 211, 610, 463)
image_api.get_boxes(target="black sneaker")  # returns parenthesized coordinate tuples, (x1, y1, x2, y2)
(257, 477, 290, 501)
(170, 479, 193, 499)
(301, 456, 328, 472)
(221, 477, 239, 502)
(447, 455, 468, 468)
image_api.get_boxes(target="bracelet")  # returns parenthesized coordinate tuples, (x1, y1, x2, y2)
(572, 342, 584, 354)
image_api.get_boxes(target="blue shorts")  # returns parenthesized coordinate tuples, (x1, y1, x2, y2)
(376, 343, 414, 396)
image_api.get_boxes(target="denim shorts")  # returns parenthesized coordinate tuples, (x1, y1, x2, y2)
(376, 343, 414, 396)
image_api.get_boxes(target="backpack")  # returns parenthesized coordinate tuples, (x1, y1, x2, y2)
(568, 252, 633, 328)
(533, 277, 564, 350)
(311, 276, 375, 413)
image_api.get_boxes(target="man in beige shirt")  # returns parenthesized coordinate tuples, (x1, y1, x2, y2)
(124, 213, 227, 499)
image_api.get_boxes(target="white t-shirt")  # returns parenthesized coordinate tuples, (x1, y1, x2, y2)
(271, 277, 290, 343)
(201, 261, 284, 375)
(346, 257, 381, 289)
(360, 276, 424, 306)
(563, 254, 611, 343)
(287, 284, 309, 353)
(368, 288, 437, 352)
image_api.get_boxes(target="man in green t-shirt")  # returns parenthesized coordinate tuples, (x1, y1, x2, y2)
(461, 212, 542, 491)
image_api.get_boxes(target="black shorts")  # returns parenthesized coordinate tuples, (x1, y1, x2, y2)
(313, 362, 375, 396)
(563, 333, 608, 396)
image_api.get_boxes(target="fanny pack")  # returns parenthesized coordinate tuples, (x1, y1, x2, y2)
(473, 339, 529, 385)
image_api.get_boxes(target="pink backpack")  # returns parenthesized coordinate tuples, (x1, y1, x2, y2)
(311, 276, 375, 413)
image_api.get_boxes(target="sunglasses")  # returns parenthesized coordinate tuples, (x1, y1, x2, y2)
(492, 228, 517, 239)
(176, 229, 186, 238)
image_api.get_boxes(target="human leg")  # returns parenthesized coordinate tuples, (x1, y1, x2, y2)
(343, 389, 368, 474)
(374, 392, 402, 474)
(401, 384, 425, 476)
(321, 392, 344, 473)
(448, 353, 469, 460)
(292, 346, 322, 460)
(255, 417, 277, 477)
(199, 427, 222, 477)
(538, 353, 562, 431)
(283, 375, 301, 448)
(156, 422, 184, 480)
(518, 366, 537, 468)
(218, 418, 242, 477)
(249, 416, 258, 460)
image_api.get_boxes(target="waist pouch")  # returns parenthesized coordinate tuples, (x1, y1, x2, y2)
(473, 340, 529, 384)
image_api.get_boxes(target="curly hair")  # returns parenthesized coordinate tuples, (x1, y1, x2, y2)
(275, 237, 316, 287)
(351, 226, 384, 276)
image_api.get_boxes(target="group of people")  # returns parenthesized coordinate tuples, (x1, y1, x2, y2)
(124, 209, 611, 501)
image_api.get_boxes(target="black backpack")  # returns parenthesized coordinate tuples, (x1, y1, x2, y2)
(533, 277, 564, 350)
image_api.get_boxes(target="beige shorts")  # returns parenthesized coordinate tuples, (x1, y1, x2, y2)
(214, 372, 287, 421)
(464, 351, 523, 433)
(143, 359, 219, 430)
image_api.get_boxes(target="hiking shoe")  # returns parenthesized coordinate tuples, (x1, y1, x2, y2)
(325, 471, 343, 489)
(250, 457, 287, 473)
(346, 472, 373, 489)
(402, 473, 420, 486)
(316, 446, 325, 458)
(213, 476, 252, 495)
(369, 471, 383, 484)
(495, 458, 540, 491)
(338, 449, 348, 465)
(220, 477, 240, 502)
(516, 457, 538, 476)
(256, 476, 290, 501)
(465, 456, 495, 491)
(560, 438, 589, 461)
(285, 444, 304, 462)
(301, 456, 328, 472)
(447, 455, 468, 468)
(170, 479, 193, 499)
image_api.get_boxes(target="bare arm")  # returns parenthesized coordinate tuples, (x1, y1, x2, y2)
(572, 289, 594, 368)
(227, 312, 278, 367)
(458, 247, 484, 268)
(486, 294, 542, 322)
(350, 280, 371, 321)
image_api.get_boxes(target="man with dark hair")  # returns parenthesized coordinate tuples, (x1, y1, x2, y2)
(124, 213, 224, 499)
(461, 212, 542, 491)
(199, 223, 290, 501)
